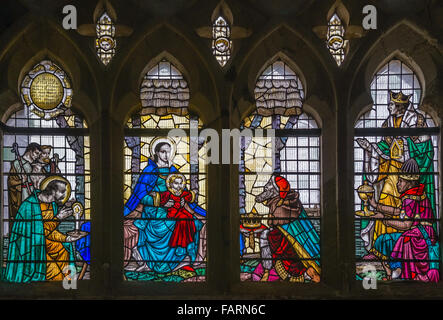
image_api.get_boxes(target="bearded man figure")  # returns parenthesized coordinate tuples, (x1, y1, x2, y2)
(356, 90, 436, 260)
(30, 145, 53, 190)
(254, 175, 321, 282)
(7, 142, 42, 222)
(3, 176, 86, 283)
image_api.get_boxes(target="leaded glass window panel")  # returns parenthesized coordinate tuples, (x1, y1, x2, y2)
(96, 12, 116, 65)
(139, 60, 190, 116)
(20, 60, 73, 120)
(326, 13, 348, 66)
(239, 110, 321, 283)
(124, 60, 207, 282)
(212, 16, 232, 67)
(1, 61, 90, 283)
(354, 59, 440, 282)
(254, 60, 304, 116)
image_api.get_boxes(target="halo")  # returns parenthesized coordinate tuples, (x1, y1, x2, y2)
(328, 35, 344, 49)
(166, 173, 187, 195)
(71, 202, 84, 216)
(149, 136, 177, 163)
(40, 175, 72, 205)
(215, 37, 229, 52)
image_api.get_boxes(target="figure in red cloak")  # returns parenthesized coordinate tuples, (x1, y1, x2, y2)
(156, 173, 196, 248)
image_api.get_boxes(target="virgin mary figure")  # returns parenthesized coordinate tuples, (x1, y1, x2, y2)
(123, 137, 205, 274)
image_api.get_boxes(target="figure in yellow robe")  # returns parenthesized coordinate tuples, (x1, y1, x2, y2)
(41, 202, 71, 280)
(356, 91, 434, 259)
(3, 177, 86, 283)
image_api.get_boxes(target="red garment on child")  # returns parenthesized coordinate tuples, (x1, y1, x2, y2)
(160, 190, 196, 248)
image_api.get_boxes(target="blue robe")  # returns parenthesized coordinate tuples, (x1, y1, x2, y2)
(75, 222, 91, 264)
(280, 209, 321, 264)
(125, 159, 205, 273)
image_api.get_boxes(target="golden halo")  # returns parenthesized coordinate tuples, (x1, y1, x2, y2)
(328, 35, 344, 49)
(215, 38, 229, 52)
(40, 175, 72, 205)
(99, 36, 116, 49)
(71, 202, 84, 216)
(166, 173, 187, 195)
(149, 136, 177, 163)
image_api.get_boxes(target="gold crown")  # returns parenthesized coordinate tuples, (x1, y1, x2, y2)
(242, 208, 262, 229)
(399, 174, 420, 181)
(389, 91, 412, 105)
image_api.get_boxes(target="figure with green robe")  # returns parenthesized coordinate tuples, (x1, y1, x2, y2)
(3, 176, 87, 283)
(356, 90, 436, 260)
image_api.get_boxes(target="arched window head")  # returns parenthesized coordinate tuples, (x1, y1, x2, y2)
(96, 12, 116, 65)
(327, 13, 348, 66)
(212, 15, 232, 67)
(20, 60, 73, 120)
(140, 59, 190, 116)
(356, 59, 435, 128)
(254, 60, 304, 116)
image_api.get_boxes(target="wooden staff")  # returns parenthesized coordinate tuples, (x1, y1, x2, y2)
(11, 142, 32, 195)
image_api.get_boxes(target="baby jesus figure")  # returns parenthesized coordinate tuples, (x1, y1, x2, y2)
(156, 173, 196, 248)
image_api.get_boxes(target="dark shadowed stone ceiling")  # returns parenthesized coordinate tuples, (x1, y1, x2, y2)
(246, 0, 316, 16)
(126, 0, 199, 17)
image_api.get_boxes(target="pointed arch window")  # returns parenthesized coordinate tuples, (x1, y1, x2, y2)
(354, 59, 440, 282)
(1, 60, 91, 283)
(212, 15, 232, 67)
(123, 58, 207, 282)
(239, 60, 321, 283)
(326, 13, 348, 66)
(196, 1, 251, 67)
(96, 12, 116, 65)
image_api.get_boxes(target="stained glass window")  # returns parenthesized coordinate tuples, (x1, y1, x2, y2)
(326, 13, 348, 66)
(139, 59, 190, 116)
(123, 59, 207, 282)
(1, 60, 91, 283)
(212, 16, 232, 67)
(96, 12, 116, 65)
(254, 60, 304, 116)
(20, 60, 73, 120)
(240, 61, 321, 283)
(354, 59, 440, 282)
